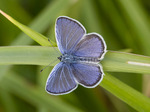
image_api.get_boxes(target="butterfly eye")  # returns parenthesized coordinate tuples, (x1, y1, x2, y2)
(57, 56, 62, 61)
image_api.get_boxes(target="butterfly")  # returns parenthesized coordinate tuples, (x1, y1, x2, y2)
(46, 16, 107, 95)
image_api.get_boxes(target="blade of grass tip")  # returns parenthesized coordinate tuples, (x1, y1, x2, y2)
(0, 72, 82, 112)
(0, 0, 32, 23)
(101, 73, 150, 111)
(0, 1, 31, 46)
(0, 10, 53, 46)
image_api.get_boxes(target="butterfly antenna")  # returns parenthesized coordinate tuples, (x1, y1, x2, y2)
(40, 39, 61, 72)
(40, 58, 58, 72)
(48, 39, 61, 55)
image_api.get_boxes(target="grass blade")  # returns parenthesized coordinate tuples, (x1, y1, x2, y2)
(102, 51, 150, 74)
(0, 10, 53, 46)
(101, 73, 150, 111)
(0, 46, 150, 74)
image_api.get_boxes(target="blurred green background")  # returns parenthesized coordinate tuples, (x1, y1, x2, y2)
(0, 0, 150, 112)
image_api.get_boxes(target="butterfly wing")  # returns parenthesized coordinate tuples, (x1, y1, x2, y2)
(71, 33, 106, 87)
(74, 33, 106, 59)
(71, 63, 103, 87)
(55, 16, 86, 54)
(46, 62, 77, 95)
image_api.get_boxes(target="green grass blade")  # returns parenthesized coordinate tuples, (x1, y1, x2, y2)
(101, 73, 150, 111)
(0, 46, 59, 65)
(102, 51, 150, 74)
(0, 10, 53, 46)
(1, 46, 150, 74)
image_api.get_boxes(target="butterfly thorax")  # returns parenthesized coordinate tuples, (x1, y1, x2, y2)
(58, 54, 100, 64)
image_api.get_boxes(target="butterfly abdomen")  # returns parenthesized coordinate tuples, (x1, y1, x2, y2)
(59, 54, 100, 63)
(76, 57, 100, 63)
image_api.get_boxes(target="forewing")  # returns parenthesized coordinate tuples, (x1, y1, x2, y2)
(74, 33, 106, 59)
(55, 16, 86, 54)
(46, 62, 77, 95)
(71, 63, 103, 88)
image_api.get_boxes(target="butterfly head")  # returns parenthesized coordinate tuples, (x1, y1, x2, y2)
(57, 55, 62, 61)
(57, 54, 75, 63)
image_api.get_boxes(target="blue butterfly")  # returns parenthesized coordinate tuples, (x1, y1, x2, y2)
(46, 16, 107, 95)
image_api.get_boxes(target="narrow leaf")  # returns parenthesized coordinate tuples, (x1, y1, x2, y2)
(0, 46, 150, 74)
(0, 10, 55, 46)
(102, 51, 150, 74)
(101, 73, 150, 111)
